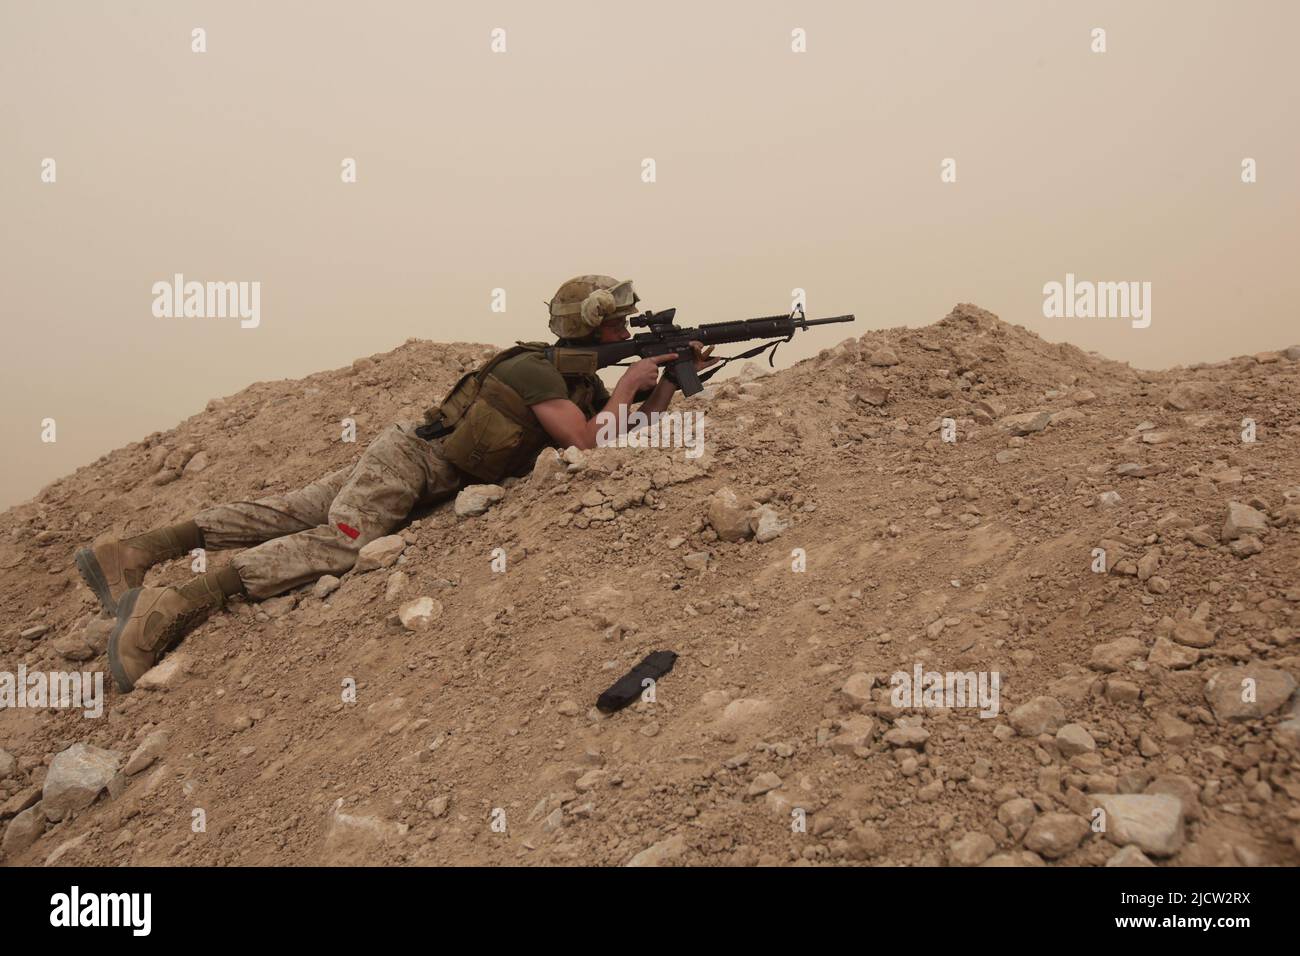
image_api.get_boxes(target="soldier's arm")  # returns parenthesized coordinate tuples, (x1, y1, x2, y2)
(530, 398, 599, 450)
(532, 355, 675, 450)
(629, 341, 716, 417)
(634, 378, 678, 416)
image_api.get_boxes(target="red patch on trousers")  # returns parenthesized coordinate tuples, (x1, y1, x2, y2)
(337, 522, 360, 540)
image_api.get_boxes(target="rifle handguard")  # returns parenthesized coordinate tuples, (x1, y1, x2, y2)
(545, 309, 855, 393)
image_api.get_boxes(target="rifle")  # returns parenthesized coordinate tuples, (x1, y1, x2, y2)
(545, 306, 856, 397)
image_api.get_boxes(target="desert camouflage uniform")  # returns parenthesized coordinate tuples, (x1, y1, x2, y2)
(193, 423, 460, 599)
(189, 276, 634, 601)
(92, 276, 638, 693)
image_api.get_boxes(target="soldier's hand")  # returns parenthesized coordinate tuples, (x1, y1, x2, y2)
(623, 354, 677, 392)
(687, 341, 718, 372)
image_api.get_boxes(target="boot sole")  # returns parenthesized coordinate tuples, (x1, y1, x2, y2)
(74, 547, 119, 616)
(107, 588, 143, 693)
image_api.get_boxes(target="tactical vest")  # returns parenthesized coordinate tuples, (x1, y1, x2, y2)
(418, 342, 604, 483)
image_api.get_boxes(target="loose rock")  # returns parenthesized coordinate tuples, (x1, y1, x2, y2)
(708, 488, 755, 543)
(1204, 667, 1297, 722)
(1023, 813, 1089, 859)
(42, 743, 122, 822)
(1095, 794, 1184, 857)
(354, 535, 405, 572)
(454, 484, 505, 518)
(1009, 697, 1065, 736)
(398, 597, 443, 631)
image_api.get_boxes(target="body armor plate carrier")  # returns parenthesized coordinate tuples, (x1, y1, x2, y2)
(416, 342, 602, 483)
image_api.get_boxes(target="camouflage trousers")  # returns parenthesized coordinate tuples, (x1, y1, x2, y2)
(193, 423, 463, 600)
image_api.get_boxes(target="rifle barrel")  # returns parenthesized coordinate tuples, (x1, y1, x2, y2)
(801, 314, 856, 326)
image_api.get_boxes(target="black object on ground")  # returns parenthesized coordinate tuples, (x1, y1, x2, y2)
(597, 650, 678, 713)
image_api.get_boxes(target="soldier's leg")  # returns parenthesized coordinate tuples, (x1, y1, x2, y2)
(75, 467, 352, 615)
(74, 519, 204, 615)
(106, 427, 462, 691)
(229, 425, 462, 600)
(192, 466, 353, 550)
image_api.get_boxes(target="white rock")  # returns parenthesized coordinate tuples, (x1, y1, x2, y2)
(1023, 812, 1089, 859)
(575, 769, 609, 791)
(134, 654, 187, 691)
(1095, 794, 1184, 857)
(42, 743, 122, 821)
(708, 487, 755, 542)
(1008, 696, 1065, 736)
(1221, 501, 1267, 542)
(998, 411, 1052, 436)
(883, 725, 930, 747)
(949, 831, 997, 866)
(454, 484, 506, 517)
(51, 633, 94, 661)
(398, 597, 443, 631)
(682, 551, 709, 572)
(840, 672, 875, 708)
(531, 448, 565, 486)
(829, 716, 875, 754)
(323, 798, 406, 864)
(1056, 723, 1096, 757)
(1148, 636, 1199, 669)
(354, 535, 405, 572)
(81, 616, 114, 654)
(124, 730, 169, 776)
(720, 698, 772, 723)
(997, 798, 1037, 841)
(1089, 636, 1145, 672)
(1204, 667, 1297, 722)
(1106, 845, 1157, 867)
(1171, 619, 1216, 648)
(868, 347, 900, 367)
(385, 571, 408, 601)
(313, 575, 341, 599)
(750, 506, 788, 543)
(2, 804, 44, 855)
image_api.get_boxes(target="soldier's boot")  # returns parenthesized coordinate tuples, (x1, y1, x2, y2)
(107, 565, 245, 692)
(74, 521, 204, 615)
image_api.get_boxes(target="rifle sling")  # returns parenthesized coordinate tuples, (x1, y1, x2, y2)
(601, 336, 791, 385)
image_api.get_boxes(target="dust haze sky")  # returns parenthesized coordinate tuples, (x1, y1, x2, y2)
(2, 1, 1297, 510)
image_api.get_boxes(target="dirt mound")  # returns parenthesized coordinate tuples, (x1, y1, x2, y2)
(3, 304, 1299, 866)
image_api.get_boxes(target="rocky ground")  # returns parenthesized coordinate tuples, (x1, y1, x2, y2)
(2, 303, 1299, 867)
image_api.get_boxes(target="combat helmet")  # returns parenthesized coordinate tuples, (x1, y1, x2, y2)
(547, 275, 639, 340)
